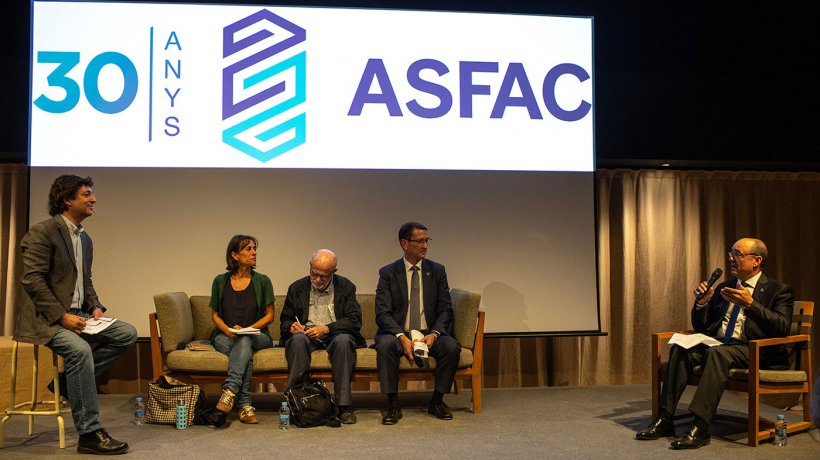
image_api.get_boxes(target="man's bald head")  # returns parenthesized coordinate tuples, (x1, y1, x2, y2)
(309, 249, 337, 291)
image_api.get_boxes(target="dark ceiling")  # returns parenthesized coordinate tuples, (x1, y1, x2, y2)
(2, 1, 818, 169)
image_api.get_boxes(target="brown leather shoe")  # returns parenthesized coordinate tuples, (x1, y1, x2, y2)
(238, 405, 258, 424)
(635, 417, 674, 440)
(216, 388, 236, 413)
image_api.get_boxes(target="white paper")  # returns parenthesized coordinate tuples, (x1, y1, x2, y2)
(410, 329, 429, 358)
(234, 327, 261, 335)
(668, 333, 722, 349)
(83, 317, 117, 335)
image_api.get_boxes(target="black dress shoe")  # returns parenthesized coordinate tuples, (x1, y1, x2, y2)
(47, 372, 69, 403)
(77, 429, 129, 455)
(428, 401, 453, 420)
(670, 424, 710, 449)
(339, 407, 357, 424)
(381, 406, 402, 425)
(635, 417, 674, 440)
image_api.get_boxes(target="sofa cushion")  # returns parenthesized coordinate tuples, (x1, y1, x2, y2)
(358, 295, 377, 339)
(154, 292, 195, 353)
(451, 288, 480, 349)
(166, 349, 228, 372)
(189, 296, 216, 340)
(165, 346, 473, 373)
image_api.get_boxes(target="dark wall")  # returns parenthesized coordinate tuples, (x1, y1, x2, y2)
(3, 1, 818, 168)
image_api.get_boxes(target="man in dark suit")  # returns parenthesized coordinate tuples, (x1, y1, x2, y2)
(280, 249, 365, 424)
(636, 238, 794, 449)
(15, 175, 137, 455)
(375, 221, 461, 425)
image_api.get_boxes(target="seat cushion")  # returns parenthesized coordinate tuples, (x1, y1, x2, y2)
(166, 349, 228, 372)
(660, 362, 808, 384)
(166, 345, 473, 373)
(728, 368, 808, 383)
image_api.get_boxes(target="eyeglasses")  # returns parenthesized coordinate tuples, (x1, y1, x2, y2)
(406, 238, 432, 245)
(309, 270, 333, 281)
(728, 250, 759, 260)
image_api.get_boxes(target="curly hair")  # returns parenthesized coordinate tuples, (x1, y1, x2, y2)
(48, 175, 94, 216)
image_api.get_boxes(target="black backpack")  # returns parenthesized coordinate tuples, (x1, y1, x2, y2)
(284, 378, 341, 428)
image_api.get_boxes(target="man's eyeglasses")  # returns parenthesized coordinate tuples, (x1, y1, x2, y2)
(728, 250, 759, 260)
(309, 270, 333, 281)
(406, 238, 432, 245)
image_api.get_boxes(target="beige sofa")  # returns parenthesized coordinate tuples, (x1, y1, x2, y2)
(150, 289, 485, 412)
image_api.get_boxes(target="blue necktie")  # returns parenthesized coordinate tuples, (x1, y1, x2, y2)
(722, 280, 748, 344)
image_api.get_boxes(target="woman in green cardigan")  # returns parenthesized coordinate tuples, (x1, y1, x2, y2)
(210, 235, 275, 424)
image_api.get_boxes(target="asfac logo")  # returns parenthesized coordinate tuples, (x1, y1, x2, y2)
(222, 10, 306, 162)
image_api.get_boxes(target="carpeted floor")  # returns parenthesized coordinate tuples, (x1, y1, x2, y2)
(1, 385, 817, 458)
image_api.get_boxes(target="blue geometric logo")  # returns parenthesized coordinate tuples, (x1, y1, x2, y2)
(222, 10, 306, 162)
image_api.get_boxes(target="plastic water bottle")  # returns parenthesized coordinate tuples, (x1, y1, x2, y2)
(774, 414, 787, 446)
(279, 401, 290, 430)
(133, 396, 145, 425)
(176, 399, 188, 430)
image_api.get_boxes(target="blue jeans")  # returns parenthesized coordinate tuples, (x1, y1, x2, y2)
(213, 333, 272, 408)
(47, 320, 137, 435)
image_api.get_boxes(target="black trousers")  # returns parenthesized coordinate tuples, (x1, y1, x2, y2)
(660, 343, 749, 423)
(375, 332, 460, 395)
(285, 333, 357, 406)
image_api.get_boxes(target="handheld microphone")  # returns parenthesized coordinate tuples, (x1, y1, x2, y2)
(696, 268, 723, 300)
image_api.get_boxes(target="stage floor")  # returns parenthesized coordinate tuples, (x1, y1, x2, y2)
(1, 384, 817, 458)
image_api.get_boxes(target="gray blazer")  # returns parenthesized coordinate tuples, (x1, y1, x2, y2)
(15, 215, 102, 344)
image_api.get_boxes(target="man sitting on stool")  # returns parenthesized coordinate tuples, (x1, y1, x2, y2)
(15, 175, 137, 455)
(636, 237, 793, 449)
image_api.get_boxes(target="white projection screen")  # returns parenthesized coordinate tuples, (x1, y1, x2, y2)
(29, 1, 599, 336)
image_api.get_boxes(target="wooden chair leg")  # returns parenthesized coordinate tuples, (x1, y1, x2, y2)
(651, 334, 661, 420)
(748, 377, 760, 446)
(471, 371, 482, 414)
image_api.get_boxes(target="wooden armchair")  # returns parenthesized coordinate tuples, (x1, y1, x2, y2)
(651, 300, 814, 446)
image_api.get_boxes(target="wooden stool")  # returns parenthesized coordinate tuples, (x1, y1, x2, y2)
(0, 340, 66, 449)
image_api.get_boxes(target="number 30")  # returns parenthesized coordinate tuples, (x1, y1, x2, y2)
(34, 51, 138, 114)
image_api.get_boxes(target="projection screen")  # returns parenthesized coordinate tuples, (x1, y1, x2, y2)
(29, 1, 599, 336)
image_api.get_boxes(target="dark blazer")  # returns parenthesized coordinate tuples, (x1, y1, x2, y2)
(375, 258, 453, 338)
(691, 273, 794, 367)
(15, 216, 103, 345)
(279, 274, 366, 347)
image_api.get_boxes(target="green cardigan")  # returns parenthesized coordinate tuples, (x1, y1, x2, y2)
(209, 271, 275, 340)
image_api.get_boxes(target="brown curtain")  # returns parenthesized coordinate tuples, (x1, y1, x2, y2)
(1, 164, 27, 336)
(483, 169, 820, 388)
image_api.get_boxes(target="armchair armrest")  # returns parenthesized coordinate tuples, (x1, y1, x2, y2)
(652, 331, 695, 360)
(748, 334, 812, 375)
(748, 334, 811, 349)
